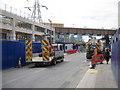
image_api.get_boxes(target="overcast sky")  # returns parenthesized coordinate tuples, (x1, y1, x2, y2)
(1, 0, 119, 29)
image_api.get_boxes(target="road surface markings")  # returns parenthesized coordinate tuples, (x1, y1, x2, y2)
(87, 69, 98, 74)
(76, 69, 97, 88)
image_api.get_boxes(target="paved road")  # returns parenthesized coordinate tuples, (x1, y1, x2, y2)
(2, 53, 89, 88)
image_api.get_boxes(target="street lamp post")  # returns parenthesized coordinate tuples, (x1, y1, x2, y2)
(48, 19, 52, 44)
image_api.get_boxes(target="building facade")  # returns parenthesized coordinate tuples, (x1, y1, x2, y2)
(0, 3, 55, 43)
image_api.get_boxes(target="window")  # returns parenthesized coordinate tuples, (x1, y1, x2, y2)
(112, 40, 114, 43)
(16, 20, 32, 30)
(66, 46, 67, 49)
(60, 45, 63, 51)
(116, 37, 118, 42)
(2, 33, 7, 40)
(52, 31, 54, 35)
(53, 46, 58, 51)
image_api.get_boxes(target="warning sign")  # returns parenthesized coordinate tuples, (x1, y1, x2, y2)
(26, 40, 32, 61)
(42, 40, 50, 61)
(42, 40, 49, 46)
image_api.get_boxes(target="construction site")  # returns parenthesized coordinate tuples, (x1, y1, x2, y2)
(0, 0, 120, 89)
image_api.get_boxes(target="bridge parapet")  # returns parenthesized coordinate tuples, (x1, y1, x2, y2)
(55, 27, 116, 35)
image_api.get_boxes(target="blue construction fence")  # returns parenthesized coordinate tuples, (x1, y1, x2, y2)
(111, 28, 120, 89)
(1, 40, 41, 70)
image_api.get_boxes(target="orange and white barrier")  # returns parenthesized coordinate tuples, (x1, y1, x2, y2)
(91, 54, 104, 65)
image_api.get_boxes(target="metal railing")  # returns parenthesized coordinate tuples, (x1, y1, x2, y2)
(0, 2, 55, 28)
(0, 2, 55, 32)
(0, 2, 33, 21)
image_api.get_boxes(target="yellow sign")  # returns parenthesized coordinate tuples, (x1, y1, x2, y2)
(26, 40, 32, 46)
(87, 70, 98, 73)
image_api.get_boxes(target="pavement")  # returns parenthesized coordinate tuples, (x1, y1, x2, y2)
(76, 60, 118, 88)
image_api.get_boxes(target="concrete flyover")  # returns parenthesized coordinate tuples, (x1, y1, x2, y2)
(55, 27, 116, 35)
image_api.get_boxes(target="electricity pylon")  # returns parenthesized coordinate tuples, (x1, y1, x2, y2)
(25, 0, 48, 23)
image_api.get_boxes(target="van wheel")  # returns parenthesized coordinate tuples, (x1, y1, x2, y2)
(61, 60, 64, 62)
(53, 60, 57, 65)
(35, 63, 39, 67)
(61, 58, 64, 62)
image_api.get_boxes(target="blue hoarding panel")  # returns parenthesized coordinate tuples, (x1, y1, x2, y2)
(111, 33, 116, 85)
(2, 41, 26, 69)
(1, 40, 42, 69)
(0, 41, 2, 69)
(111, 30, 120, 88)
(118, 30, 120, 88)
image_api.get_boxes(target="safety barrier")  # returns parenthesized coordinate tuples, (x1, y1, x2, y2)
(91, 54, 104, 65)
(66, 50, 76, 54)
(1, 40, 42, 69)
(1, 40, 26, 69)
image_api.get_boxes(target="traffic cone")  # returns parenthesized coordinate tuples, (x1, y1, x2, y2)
(18, 57, 22, 68)
(18, 60, 21, 68)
